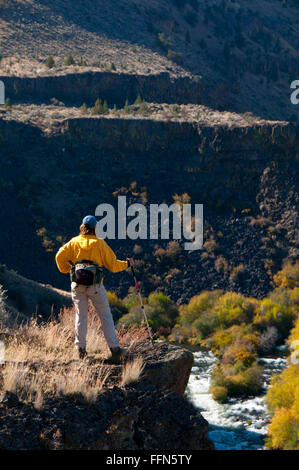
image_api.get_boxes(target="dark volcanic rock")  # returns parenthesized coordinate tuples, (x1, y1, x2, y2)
(0, 384, 213, 450)
(141, 342, 194, 396)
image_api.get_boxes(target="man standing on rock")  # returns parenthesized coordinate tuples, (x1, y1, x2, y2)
(55, 215, 133, 361)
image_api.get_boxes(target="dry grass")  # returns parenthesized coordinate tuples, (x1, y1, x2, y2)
(0, 102, 280, 134)
(2, 361, 109, 404)
(118, 324, 150, 351)
(0, 307, 152, 404)
(120, 356, 145, 387)
(4, 306, 151, 362)
(4, 306, 109, 362)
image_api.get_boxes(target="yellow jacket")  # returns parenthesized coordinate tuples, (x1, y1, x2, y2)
(55, 234, 129, 274)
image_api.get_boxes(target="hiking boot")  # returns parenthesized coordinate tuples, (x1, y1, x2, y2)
(108, 346, 127, 364)
(78, 347, 87, 359)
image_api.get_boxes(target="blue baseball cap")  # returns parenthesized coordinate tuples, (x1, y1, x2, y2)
(82, 215, 98, 228)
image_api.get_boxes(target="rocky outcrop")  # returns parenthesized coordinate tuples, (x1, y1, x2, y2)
(0, 343, 213, 450)
(141, 342, 194, 396)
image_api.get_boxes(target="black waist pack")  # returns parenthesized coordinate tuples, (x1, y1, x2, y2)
(70, 260, 103, 286)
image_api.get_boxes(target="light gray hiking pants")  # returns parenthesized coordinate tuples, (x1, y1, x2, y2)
(71, 282, 119, 350)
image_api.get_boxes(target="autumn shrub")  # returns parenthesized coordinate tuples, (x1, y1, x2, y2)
(203, 238, 220, 256)
(123, 286, 142, 310)
(215, 255, 229, 274)
(117, 306, 143, 329)
(249, 216, 272, 228)
(167, 49, 183, 63)
(206, 321, 262, 400)
(266, 364, 299, 450)
(164, 267, 181, 282)
(106, 291, 128, 321)
(206, 324, 258, 359)
(267, 365, 299, 414)
(273, 261, 299, 289)
(230, 364, 263, 395)
(170, 291, 259, 346)
(211, 385, 228, 404)
(266, 406, 299, 450)
(265, 314, 299, 450)
(211, 363, 263, 398)
(202, 328, 234, 354)
(169, 290, 222, 343)
(168, 323, 194, 344)
(229, 264, 245, 283)
(191, 312, 218, 341)
(222, 346, 257, 369)
(253, 295, 297, 340)
(146, 292, 178, 330)
(213, 292, 257, 329)
(118, 292, 177, 332)
(157, 32, 172, 50)
(178, 290, 222, 326)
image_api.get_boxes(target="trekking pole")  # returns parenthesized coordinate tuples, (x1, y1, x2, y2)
(127, 261, 154, 345)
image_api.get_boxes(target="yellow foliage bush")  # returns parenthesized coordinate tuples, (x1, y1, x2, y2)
(214, 292, 257, 328)
(202, 329, 234, 353)
(211, 363, 263, 396)
(273, 261, 299, 289)
(211, 385, 228, 404)
(178, 290, 222, 325)
(107, 291, 125, 309)
(266, 315, 299, 449)
(253, 295, 297, 338)
(266, 365, 299, 414)
(267, 406, 299, 450)
(233, 349, 257, 368)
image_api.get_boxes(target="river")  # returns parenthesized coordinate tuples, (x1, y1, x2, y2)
(185, 348, 287, 450)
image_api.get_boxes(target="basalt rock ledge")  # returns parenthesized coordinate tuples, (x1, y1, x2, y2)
(0, 342, 214, 450)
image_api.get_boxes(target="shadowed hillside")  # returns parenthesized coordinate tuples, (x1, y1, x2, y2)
(0, 0, 299, 119)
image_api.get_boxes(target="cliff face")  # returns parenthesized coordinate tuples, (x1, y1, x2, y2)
(61, 117, 295, 209)
(1, 114, 295, 214)
(1, 71, 206, 107)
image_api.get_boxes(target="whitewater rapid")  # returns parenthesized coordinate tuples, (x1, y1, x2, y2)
(185, 350, 287, 450)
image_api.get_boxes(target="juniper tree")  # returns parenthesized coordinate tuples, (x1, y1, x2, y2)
(45, 56, 55, 68)
(64, 54, 75, 66)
